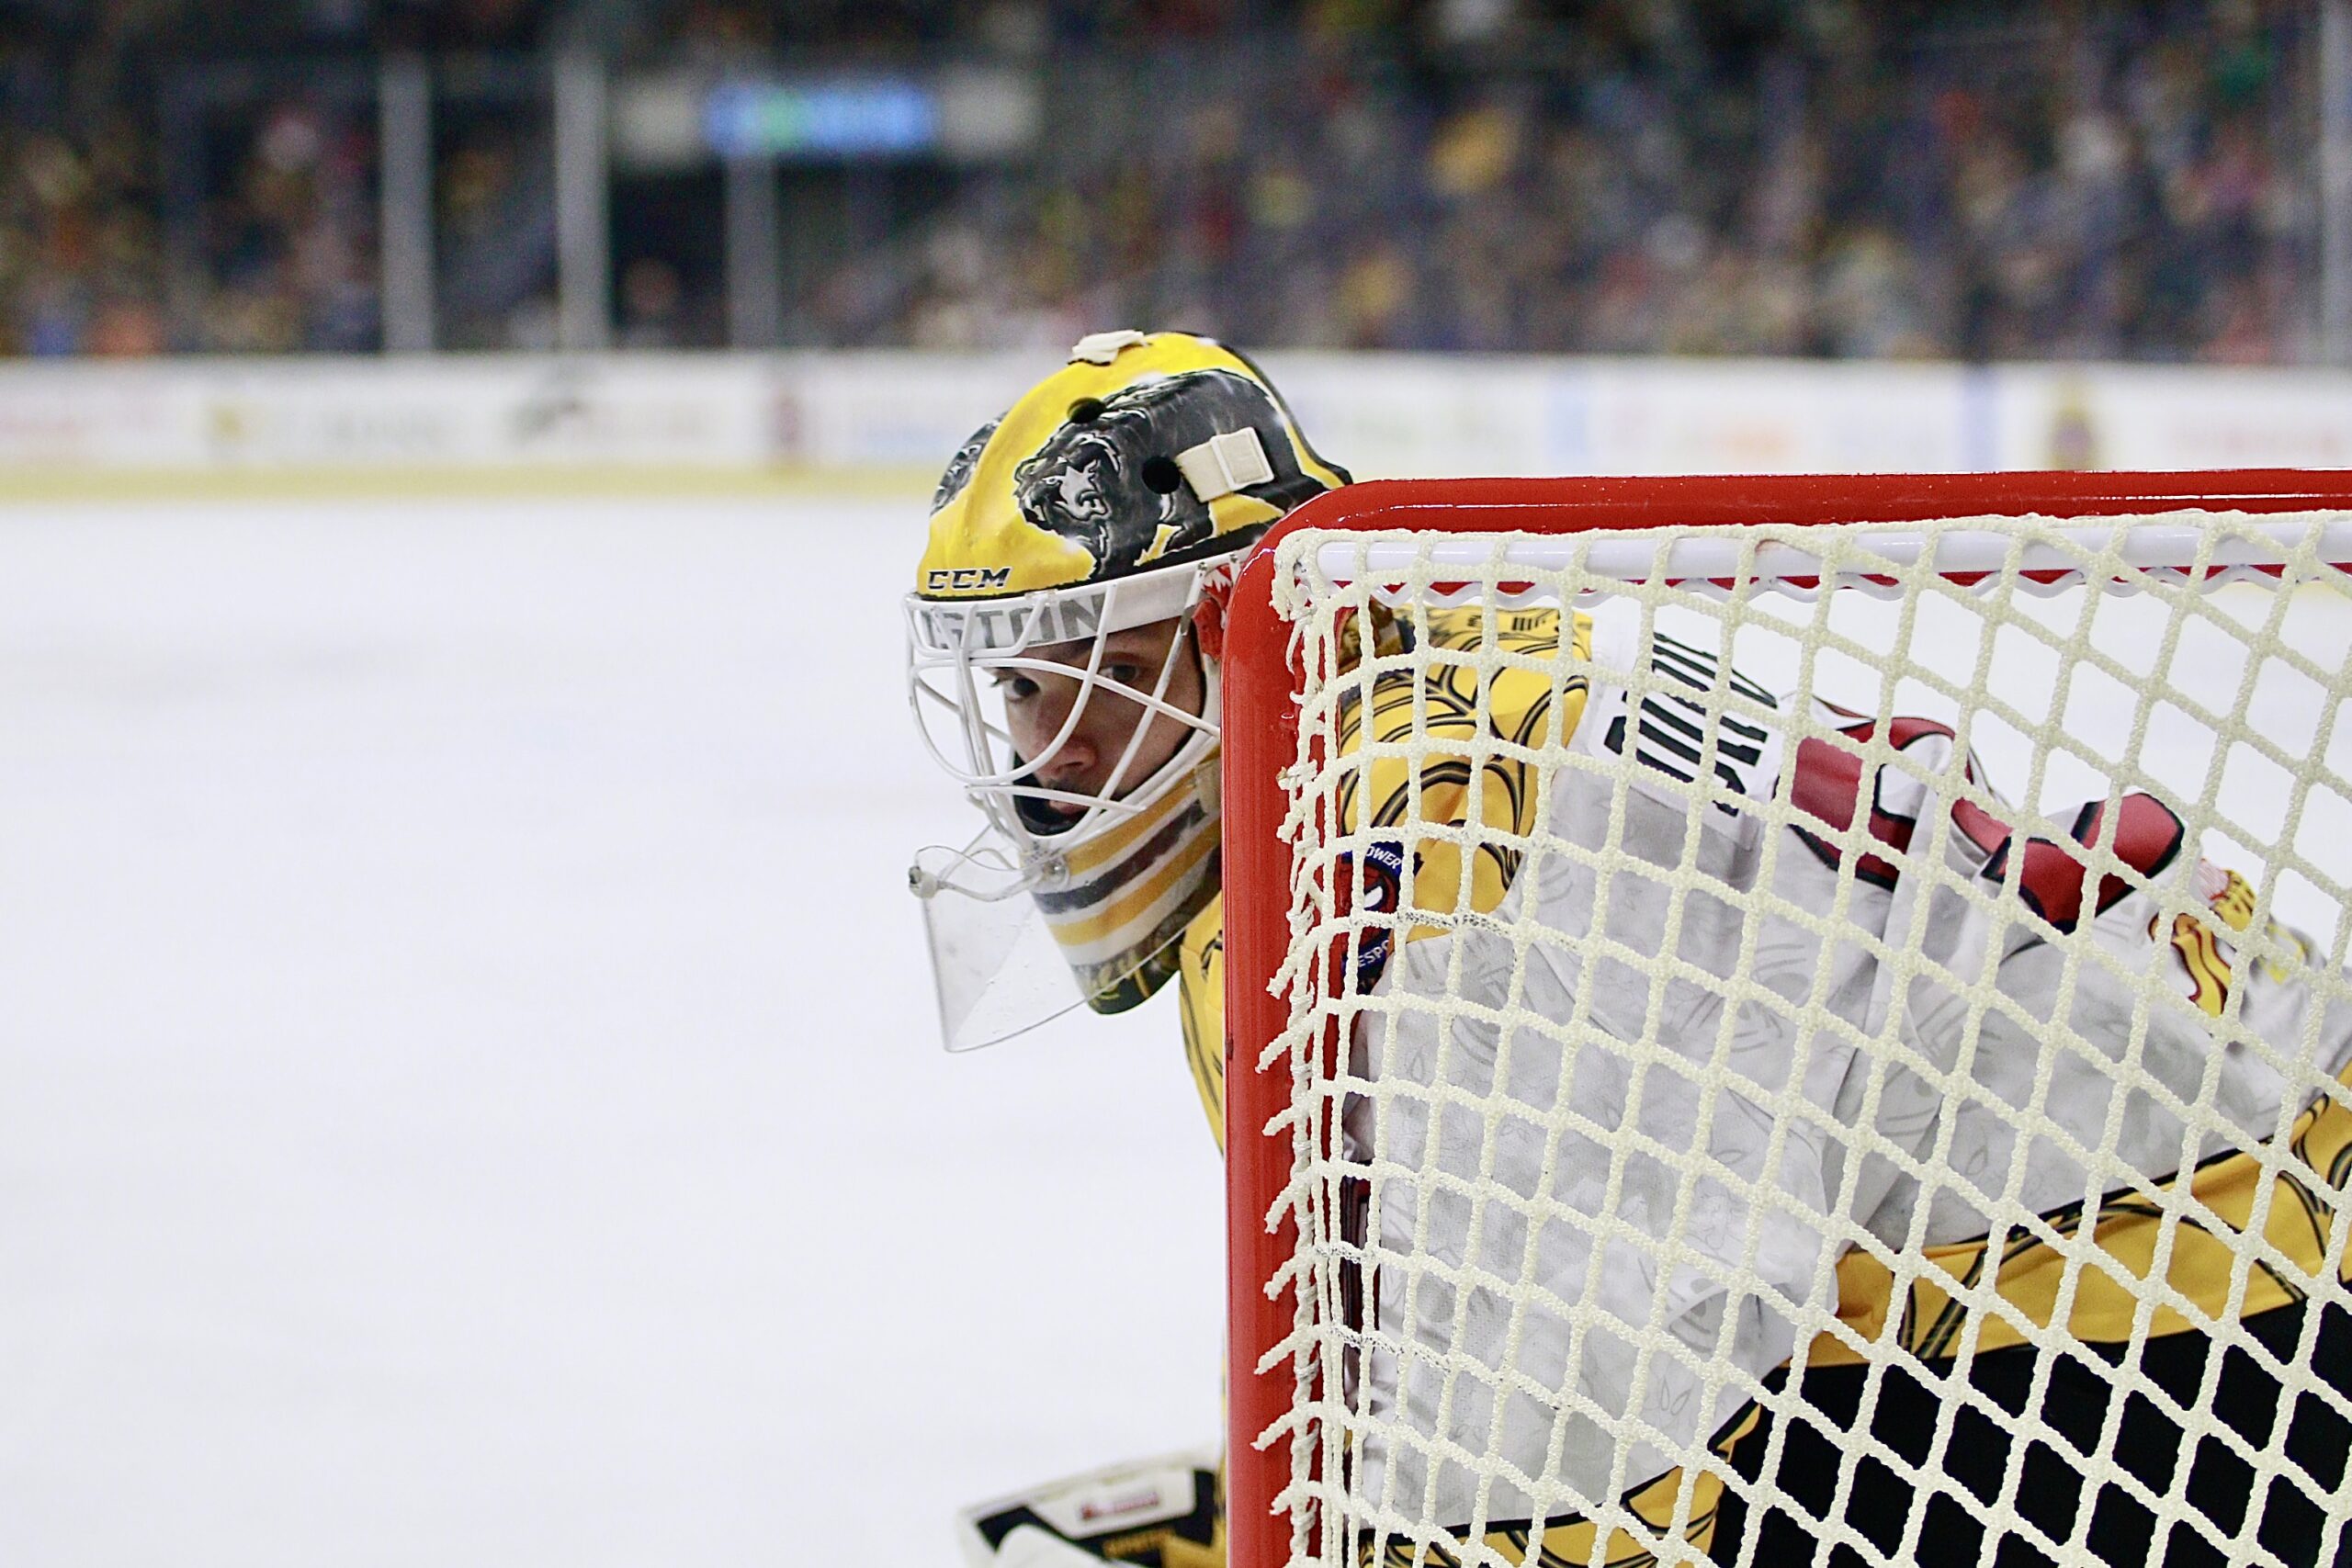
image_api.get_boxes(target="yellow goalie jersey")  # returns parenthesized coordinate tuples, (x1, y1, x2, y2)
(1173, 604, 1584, 1150)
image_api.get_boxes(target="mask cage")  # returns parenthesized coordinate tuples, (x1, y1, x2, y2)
(905, 558, 1225, 892)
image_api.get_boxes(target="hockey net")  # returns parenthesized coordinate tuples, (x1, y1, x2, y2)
(1219, 476, 2352, 1568)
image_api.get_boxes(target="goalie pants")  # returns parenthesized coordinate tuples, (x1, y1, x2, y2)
(1714, 1296, 2352, 1567)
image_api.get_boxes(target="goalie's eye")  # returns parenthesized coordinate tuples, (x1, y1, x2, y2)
(1101, 660, 1149, 690)
(989, 669, 1041, 703)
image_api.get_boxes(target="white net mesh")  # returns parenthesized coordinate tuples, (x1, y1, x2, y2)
(1258, 513, 2352, 1568)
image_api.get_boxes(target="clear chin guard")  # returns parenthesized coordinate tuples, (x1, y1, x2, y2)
(909, 827, 1150, 1053)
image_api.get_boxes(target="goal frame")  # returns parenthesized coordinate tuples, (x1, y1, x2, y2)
(1217, 468, 2352, 1568)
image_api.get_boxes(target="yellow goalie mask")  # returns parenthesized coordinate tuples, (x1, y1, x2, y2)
(906, 330, 1347, 1050)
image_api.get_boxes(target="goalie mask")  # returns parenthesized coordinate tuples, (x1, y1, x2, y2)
(906, 330, 1349, 1050)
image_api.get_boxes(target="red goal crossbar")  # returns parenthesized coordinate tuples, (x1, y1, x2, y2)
(1216, 468, 2352, 1568)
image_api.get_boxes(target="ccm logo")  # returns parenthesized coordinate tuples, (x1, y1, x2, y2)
(926, 567, 1011, 592)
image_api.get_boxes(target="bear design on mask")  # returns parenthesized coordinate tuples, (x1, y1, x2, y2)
(1010, 369, 1330, 575)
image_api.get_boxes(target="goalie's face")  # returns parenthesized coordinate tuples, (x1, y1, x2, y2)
(905, 558, 1226, 891)
(996, 619, 1205, 818)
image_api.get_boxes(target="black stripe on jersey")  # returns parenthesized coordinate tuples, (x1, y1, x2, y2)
(1604, 714, 1690, 783)
(1476, 837, 1524, 895)
(1596, 633, 1781, 811)
(1637, 701, 1709, 768)
(1029, 799, 1207, 914)
(1641, 694, 1705, 743)
(1643, 694, 1766, 770)
(1510, 683, 1573, 749)
(1611, 701, 1768, 811)
(1719, 712, 1773, 747)
(1370, 761, 1475, 827)
(1651, 630, 1777, 709)
(1649, 637, 1714, 690)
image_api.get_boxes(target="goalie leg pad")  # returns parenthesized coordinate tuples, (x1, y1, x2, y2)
(958, 1449, 1223, 1568)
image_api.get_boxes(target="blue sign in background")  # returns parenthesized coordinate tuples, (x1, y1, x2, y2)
(703, 81, 939, 160)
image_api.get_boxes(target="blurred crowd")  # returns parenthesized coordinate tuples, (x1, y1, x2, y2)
(0, 0, 2325, 362)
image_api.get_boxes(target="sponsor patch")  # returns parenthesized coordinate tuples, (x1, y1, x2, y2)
(1030, 1465, 1200, 1540)
(1332, 838, 1409, 993)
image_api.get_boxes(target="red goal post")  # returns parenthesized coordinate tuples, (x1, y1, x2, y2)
(1218, 470, 2352, 1568)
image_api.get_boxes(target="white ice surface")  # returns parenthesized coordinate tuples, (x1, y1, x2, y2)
(0, 495, 1223, 1567)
